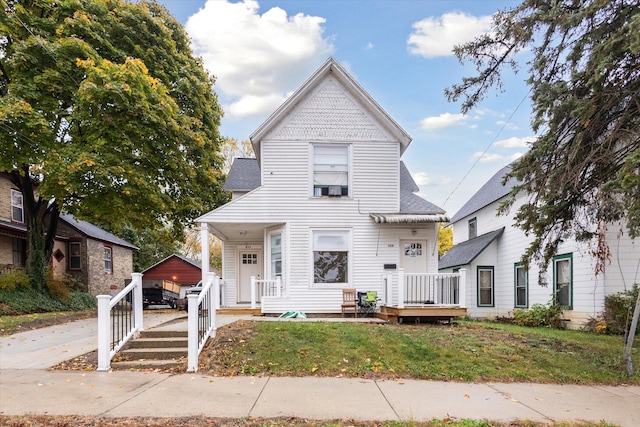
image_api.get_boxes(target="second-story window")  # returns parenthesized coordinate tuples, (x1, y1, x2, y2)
(11, 189, 24, 223)
(312, 145, 349, 197)
(468, 217, 477, 239)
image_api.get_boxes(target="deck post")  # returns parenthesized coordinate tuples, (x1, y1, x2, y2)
(96, 295, 111, 371)
(187, 293, 199, 372)
(250, 276, 256, 309)
(458, 269, 467, 308)
(397, 268, 405, 309)
(210, 272, 218, 333)
(132, 272, 144, 332)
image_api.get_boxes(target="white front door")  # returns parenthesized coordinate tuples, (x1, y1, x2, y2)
(400, 240, 428, 273)
(238, 250, 262, 303)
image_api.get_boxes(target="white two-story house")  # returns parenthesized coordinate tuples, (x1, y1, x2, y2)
(439, 164, 639, 327)
(197, 58, 465, 318)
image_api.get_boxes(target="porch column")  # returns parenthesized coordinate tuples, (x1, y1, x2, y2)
(458, 269, 467, 308)
(200, 222, 209, 285)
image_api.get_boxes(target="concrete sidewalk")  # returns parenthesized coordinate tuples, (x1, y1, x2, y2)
(1, 314, 639, 425)
(1, 369, 639, 425)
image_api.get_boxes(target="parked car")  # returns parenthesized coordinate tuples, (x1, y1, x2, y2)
(183, 281, 202, 310)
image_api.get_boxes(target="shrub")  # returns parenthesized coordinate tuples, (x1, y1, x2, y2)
(0, 288, 96, 315)
(0, 268, 31, 291)
(45, 268, 71, 302)
(585, 285, 640, 335)
(513, 301, 564, 328)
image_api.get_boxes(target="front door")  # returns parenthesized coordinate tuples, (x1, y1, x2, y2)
(400, 240, 428, 273)
(238, 250, 262, 303)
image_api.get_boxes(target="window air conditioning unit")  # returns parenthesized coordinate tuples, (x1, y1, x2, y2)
(328, 185, 342, 196)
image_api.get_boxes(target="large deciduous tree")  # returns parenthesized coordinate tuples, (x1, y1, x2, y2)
(0, 0, 228, 290)
(446, 0, 639, 374)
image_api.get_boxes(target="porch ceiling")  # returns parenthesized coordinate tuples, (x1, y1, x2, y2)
(204, 221, 283, 242)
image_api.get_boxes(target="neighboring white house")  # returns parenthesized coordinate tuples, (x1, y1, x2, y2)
(439, 164, 640, 327)
(196, 58, 458, 315)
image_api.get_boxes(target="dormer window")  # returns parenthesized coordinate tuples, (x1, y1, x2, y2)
(312, 145, 349, 197)
(11, 189, 24, 223)
(468, 217, 477, 239)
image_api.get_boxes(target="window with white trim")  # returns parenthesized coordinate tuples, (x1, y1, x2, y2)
(553, 253, 572, 307)
(104, 246, 113, 274)
(312, 145, 349, 196)
(477, 266, 494, 307)
(270, 232, 282, 280)
(69, 241, 81, 270)
(11, 189, 24, 223)
(313, 230, 349, 284)
(514, 263, 528, 308)
(468, 217, 477, 239)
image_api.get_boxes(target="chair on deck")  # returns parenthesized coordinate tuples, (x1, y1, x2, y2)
(341, 288, 357, 318)
(357, 291, 379, 317)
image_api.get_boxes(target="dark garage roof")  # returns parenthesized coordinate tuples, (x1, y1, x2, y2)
(438, 227, 504, 270)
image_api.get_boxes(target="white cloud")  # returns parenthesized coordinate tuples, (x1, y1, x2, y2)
(365, 42, 374, 50)
(420, 112, 468, 131)
(186, 0, 334, 118)
(470, 152, 507, 163)
(494, 136, 535, 149)
(407, 12, 493, 58)
(413, 172, 433, 186)
(439, 176, 453, 185)
(496, 120, 520, 130)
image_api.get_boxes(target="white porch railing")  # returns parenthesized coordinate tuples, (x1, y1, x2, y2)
(394, 269, 466, 309)
(187, 273, 218, 372)
(97, 273, 144, 371)
(250, 276, 283, 309)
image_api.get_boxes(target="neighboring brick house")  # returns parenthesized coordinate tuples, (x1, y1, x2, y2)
(0, 173, 138, 295)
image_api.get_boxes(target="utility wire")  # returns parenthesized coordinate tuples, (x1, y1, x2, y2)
(442, 87, 533, 208)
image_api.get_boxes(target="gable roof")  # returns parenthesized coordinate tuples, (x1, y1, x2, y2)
(59, 214, 138, 250)
(141, 253, 201, 273)
(250, 58, 412, 162)
(450, 164, 518, 223)
(438, 227, 505, 270)
(223, 158, 260, 191)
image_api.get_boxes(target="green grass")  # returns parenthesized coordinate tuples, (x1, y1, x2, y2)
(201, 320, 640, 385)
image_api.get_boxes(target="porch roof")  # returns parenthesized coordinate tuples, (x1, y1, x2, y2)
(438, 227, 505, 269)
(369, 213, 449, 224)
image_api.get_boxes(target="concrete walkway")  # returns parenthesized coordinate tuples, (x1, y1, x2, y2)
(1, 314, 639, 425)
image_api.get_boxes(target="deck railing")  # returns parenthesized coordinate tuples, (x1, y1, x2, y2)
(97, 273, 143, 371)
(397, 269, 466, 309)
(250, 276, 282, 309)
(187, 273, 218, 372)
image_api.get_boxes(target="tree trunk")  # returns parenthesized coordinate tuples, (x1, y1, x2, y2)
(624, 289, 640, 377)
(10, 169, 60, 293)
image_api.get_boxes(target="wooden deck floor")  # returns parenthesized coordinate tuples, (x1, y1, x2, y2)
(378, 305, 467, 323)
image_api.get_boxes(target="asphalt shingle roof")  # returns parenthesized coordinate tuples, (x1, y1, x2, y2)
(60, 214, 138, 250)
(438, 227, 505, 270)
(223, 158, 261, 191)
(450, 165, 518, 223)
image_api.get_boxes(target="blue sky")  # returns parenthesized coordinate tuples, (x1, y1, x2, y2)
(157, 0, 533, 216)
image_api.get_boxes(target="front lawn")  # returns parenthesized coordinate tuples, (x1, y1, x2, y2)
(199, 320, 640, 385)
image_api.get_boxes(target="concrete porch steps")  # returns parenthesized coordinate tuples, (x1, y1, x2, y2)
(111, 329, 187, 370)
